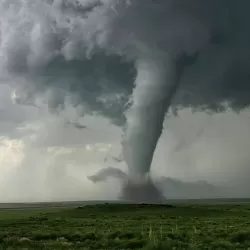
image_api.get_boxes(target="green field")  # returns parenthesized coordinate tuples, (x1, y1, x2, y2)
(0, 203, 250, 249)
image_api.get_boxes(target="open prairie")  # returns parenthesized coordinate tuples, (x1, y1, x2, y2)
(0, 201, 250, 249)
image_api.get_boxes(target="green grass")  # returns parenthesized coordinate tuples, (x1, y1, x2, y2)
(0, 203, 250, 249)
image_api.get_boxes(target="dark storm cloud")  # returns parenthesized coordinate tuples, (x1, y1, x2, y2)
(0, 0, 249, 125)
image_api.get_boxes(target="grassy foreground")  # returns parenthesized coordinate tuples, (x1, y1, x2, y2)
(0, 203, 250, 249)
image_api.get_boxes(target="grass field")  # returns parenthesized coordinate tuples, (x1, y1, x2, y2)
(0, 203, 250, 249)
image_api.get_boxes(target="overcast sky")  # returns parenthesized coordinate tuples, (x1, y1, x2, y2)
(0, 83, 250, 202)
(1, 0, 250, 202)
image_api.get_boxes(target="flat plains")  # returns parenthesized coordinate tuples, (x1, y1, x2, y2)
(0, 200, 249, 249)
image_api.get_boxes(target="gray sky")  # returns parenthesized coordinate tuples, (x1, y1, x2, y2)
(0, 83, 250, 201)
(1, 0, 250, 201)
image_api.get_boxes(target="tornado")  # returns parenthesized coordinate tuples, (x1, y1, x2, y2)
(123, 57, 178, 178)
(117, 57, 174, 201)
(88, 53, 197, 202)
(120, 50, 200, 202)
